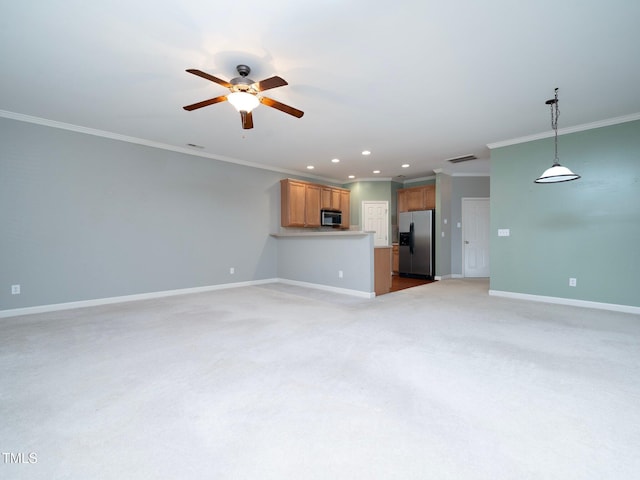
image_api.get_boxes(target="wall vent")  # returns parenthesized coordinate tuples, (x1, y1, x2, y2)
(446, 154, 477, 164)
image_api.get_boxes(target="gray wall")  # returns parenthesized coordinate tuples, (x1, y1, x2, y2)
(450, 176, 491, 275)
(0, 118, 283, 310)
(276, 235, 374, 293)
(435, 173, 452, 277)
(490, 119, 640, 308)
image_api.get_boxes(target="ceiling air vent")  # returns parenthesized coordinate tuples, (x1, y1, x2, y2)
(446, 154, 477, 164)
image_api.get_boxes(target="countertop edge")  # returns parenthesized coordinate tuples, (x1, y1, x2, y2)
(270, 231, 373, 238)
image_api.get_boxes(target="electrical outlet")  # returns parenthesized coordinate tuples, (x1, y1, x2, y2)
(229, 267, 235, 274)
(569, 277, 577, 287)
(11, 284, 21, 295)
(338, 270, 343, 278)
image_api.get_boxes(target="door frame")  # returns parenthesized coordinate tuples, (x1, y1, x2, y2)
(461, 197, 490, 278)
(362, 200, 389, 246)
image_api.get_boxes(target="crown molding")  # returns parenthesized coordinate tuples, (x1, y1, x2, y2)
(487, 112, 640, 149)
(0, 109, 349, 183)
(403, 175, 437, 184)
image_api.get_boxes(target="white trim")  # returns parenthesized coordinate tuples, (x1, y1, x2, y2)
(0, 278, 375, 318)
(451, 172, 490, 177)
(0, 109, 346, 185)
(487, 112, 640, 149)
(489, 290, 640, 315)
(434, 275, 452, 281)
(277, 278, 375, 299)
(451, 274, 464, 279)
(0, 280, 278, 318)
(403, 175, 437, 184)
(344, 177, 393, 183)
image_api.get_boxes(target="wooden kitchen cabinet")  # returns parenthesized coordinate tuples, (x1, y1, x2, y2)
(340, 189, 350, 228)
(321, 187, 342, 211)
(424, 185, 435, 209)
(374, 247, 392, 295)
(305, 184, 321, 227)
(398, 184, 436, 212)
(281, 178, 349, 228)
(281, 179, 307, 226)
(281, 179, 321, 227)
(392, 244, 399, 274)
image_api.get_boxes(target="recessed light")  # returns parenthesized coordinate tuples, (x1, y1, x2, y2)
(373, 170, 380, 174)
(306, 165, 314, 170)
(348, 175, 355, 179)
(331, 158, 340, 163)
(402, 164, 410, 168)
(362, 150, 371, 156)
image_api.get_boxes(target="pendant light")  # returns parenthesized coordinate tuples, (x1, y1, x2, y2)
(535, 88, 581, 183)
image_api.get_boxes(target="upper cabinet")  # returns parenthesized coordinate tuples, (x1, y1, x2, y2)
(281, 179, 350, 228)
(321, 187, 342, 211)
(340, 189, 350, 228)
(397, 185, 435, 212)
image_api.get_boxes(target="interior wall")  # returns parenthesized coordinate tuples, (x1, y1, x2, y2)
(275, 235, 374, 293)
(0, 118, 283, 310)
(435, 173, 452, 277)
(345, 181, 393, 237)
(451, 176, 490, 275)
(490, 119, 640, 308)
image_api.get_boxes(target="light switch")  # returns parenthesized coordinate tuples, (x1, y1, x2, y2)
(498, 229, 510, 237)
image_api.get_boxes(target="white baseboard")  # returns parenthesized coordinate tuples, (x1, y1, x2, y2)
(276, 278, 375, 299)
(0, 278, 375, 318)
(451, 274, 464, 279)
(489, 290, 640, 315)
(0, 279, 278, 319)
(435, 274, 453, 281)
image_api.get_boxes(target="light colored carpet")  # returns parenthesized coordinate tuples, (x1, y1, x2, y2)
(1, 279, 639, 479)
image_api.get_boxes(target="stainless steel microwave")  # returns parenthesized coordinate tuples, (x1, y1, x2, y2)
(321, 209, 342, 226)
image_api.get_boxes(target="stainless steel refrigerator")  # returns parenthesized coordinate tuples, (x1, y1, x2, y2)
(398, 210, 435, 278)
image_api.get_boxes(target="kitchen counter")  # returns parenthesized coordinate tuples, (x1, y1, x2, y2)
(270, 230, 375, 297)
(270, 230, 372, 238)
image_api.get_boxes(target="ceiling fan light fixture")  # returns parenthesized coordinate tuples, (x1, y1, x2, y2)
(227, 91, 260, 113)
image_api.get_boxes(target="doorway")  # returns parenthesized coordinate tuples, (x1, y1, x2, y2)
(462, 198, 490, 277)
(362, 201, 389, 247)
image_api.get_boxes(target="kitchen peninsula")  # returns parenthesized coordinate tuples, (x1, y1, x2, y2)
(271, 230, 389, 297)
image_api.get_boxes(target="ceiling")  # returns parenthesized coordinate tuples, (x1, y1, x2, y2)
(2, 1, 639, 183)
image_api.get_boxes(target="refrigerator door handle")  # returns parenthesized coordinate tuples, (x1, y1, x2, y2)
(409, 222, 414, 254)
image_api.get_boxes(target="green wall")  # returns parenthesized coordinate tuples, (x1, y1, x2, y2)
(490, 120, 640, 308)
(345, 181, 393, 230)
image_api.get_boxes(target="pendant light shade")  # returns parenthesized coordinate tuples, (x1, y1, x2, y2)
(534, 88, 580, 184)
(535, 162, 581, 183)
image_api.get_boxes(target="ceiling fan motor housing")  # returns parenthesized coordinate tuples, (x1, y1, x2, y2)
(236, 64, 251, 77)
(230, 65, 255, 92)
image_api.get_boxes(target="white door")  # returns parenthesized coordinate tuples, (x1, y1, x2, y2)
(462, 198, 490, 277)
(362, 201, 389, 246)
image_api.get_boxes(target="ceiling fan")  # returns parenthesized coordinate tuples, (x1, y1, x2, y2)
(183, 64, 304, 129)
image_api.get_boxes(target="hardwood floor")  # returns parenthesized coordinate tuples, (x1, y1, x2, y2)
(390, 275, 435, 293)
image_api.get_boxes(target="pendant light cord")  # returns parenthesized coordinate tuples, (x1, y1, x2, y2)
(550, 87, 559, 164)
